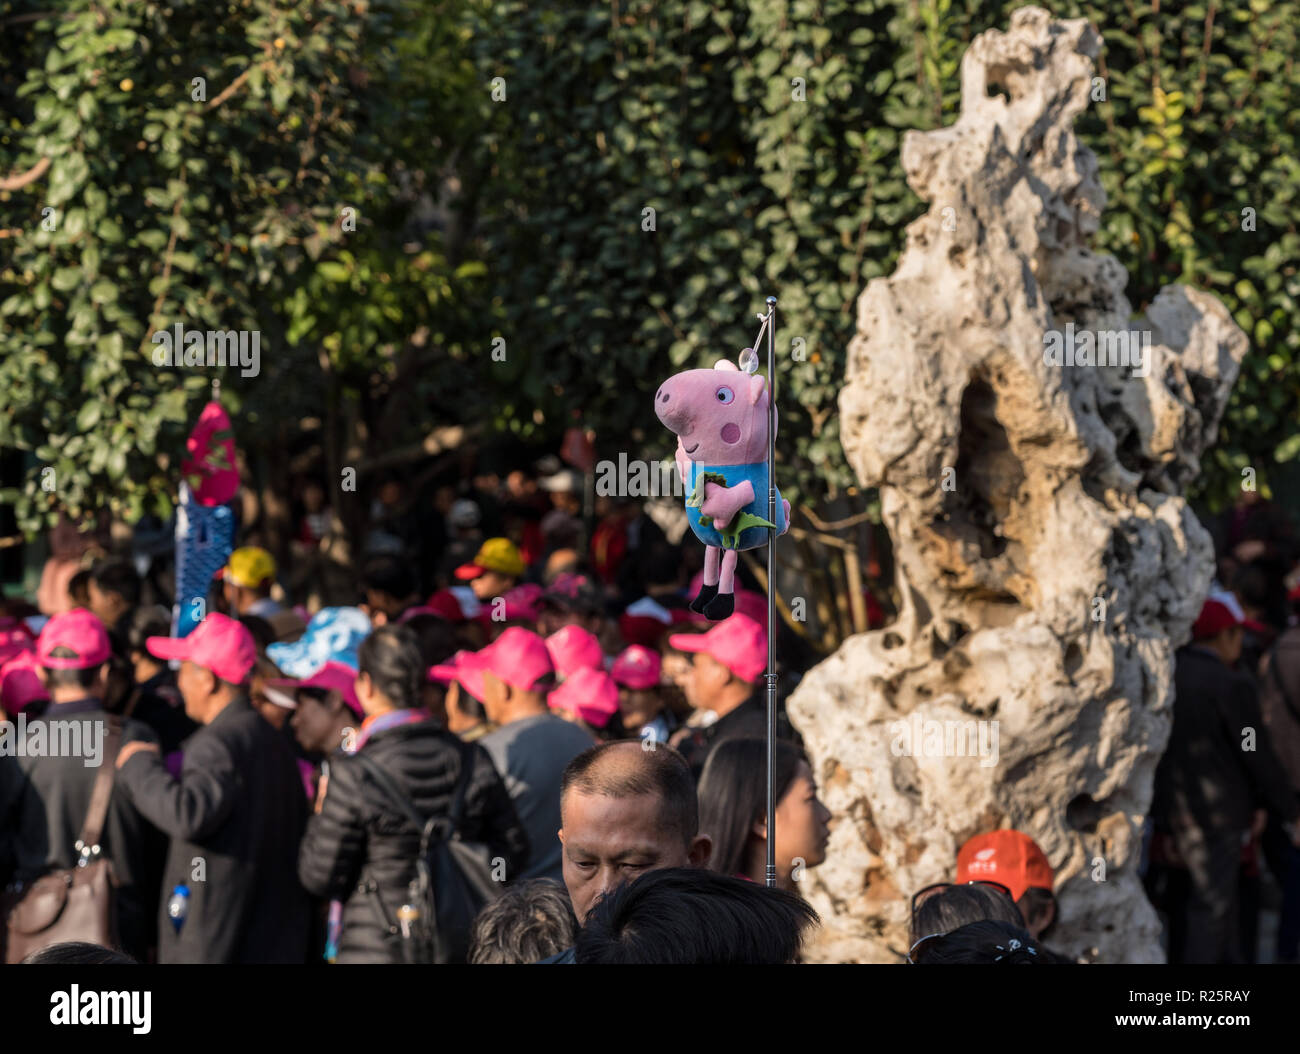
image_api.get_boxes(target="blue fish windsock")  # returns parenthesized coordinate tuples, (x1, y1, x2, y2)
(172, 482, 234, 638)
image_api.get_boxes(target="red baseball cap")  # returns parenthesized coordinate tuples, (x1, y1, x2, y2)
(147, 613, 257, 684)
(458, 626, 554, 695)
(548, 667, 619, 728)
(36, 608, 111, 669)
(428, 649, 486, 703)
(956, 830, 1054, 902)
(269, 660, 363, 717)
(611, 645, 661, 690)
(1192, 597, 1242, 640)
(424, 589, 471, 622)
(668, 613, 767, 684)
(545, 625, 604, 679)
(619, 597, 674, 647)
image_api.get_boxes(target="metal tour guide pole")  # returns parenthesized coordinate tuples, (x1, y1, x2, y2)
(764, 296, 777, 889)
(739, 295, 778, 888)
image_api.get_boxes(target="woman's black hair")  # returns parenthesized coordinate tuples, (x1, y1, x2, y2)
(910, 884, 1025, 947)
(575, 867, 819, 964)
(126, 605, 172, 654)
(913, 919, 1072, 964)
(23, 941, 137, 964)
(237, 614, 277, 652)
(357, 623, 424, 710)
(697, 737, 806, 879)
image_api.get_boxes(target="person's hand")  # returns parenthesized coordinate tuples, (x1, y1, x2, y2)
(116, 740, 160, 769)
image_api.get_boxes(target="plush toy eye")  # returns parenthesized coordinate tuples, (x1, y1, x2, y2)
(716, 387, 734, 404)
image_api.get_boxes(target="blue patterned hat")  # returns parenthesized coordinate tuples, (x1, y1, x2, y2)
(266, 606, 372, 678)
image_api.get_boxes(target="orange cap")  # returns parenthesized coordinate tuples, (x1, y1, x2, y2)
(956, 830, 1053, 902)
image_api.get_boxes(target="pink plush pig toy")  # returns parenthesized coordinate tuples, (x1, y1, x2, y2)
(654, 355, 790, 621)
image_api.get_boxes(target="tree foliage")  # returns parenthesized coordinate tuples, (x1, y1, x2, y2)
(2, 0, 1297, 541)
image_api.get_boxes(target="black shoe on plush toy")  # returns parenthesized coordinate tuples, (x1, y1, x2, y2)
(689, 581, 717, 614)
(655, 352, 791, 622)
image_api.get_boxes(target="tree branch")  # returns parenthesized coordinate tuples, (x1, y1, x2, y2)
(0, 157, 51, 192)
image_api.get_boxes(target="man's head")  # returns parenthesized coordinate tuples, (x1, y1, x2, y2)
(454, 538, 526, 602)
(541, 469, 582, 515)
(955, 829, 1056, 940)
(459, 626, 556, 726)
(535, 572, 605, 638)
(558, 741, 711, 923)
(219, 546, 277, 614)
(145, 613, 257, 723)
(667, 614, 765, 715)
(87, 559, 141, 629)
(36, 609, 112, 701)
(1192, 595, 1246, 667)
(360, 553, 421, 626)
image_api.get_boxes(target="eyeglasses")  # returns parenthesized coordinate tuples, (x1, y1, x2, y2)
(906, 881, 1016, 964)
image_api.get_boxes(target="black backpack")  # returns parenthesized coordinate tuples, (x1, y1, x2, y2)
(355, 740, 502, 963)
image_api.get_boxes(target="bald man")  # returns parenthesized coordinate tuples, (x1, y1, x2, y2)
(539, 741, 712, 962)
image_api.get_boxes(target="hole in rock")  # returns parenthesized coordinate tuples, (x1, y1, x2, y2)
(939, 375, 1027, 562)
(1066, 793, 1103, 834)
(1064, 641, 1084, 678)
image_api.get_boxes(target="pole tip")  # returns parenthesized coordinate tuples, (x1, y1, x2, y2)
(766, 295, 777, 305)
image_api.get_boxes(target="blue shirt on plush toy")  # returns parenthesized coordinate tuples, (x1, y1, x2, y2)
(685, 459, 787, 551)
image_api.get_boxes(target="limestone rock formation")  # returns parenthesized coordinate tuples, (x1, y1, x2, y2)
(787, 6, 1248, 963)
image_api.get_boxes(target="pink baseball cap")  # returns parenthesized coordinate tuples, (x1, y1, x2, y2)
(477, 583, 544, 625)
(545, 624, 604, 679)
(428, 649, 486, 702)
(36, 608, 111, 669)
(458, 626, 554, 695)
(0, 649, 49, 713)
(147, 613, 257, 684)
(611, 645, 661, 690)
(668, 613, 767, 684)
(269, 660, 363, 717)
(549, 667, 619, 728)
(0, 617, 36, 667)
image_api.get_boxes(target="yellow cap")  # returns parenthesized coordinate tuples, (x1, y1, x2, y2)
(223, 546, 276, 589)
(455, 537, 526, 580)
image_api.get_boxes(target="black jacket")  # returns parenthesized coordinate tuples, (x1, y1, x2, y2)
(4, 700, 164, 961)
(675, 692, 799, 781)
(297, 716, 529, 964)
(116, 695, 311, 964)
(1152, 646, 1299, 836)
(127, 670, 199, 755)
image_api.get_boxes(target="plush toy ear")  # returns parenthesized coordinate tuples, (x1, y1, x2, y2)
(748, 373, 767, 406)
(714, 360, 740, 372)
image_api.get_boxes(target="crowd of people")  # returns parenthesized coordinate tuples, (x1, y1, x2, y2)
(0, 464, 1296, 963)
